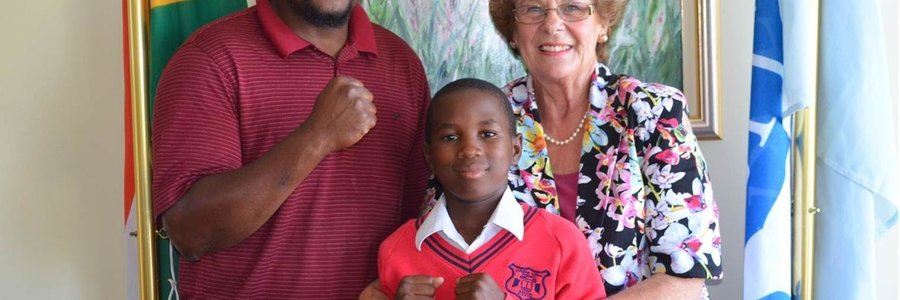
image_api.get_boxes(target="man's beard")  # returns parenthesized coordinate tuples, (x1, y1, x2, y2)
(287, 0, 354, 28)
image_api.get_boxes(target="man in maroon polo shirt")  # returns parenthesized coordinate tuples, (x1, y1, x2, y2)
(151, 0, 429, 298)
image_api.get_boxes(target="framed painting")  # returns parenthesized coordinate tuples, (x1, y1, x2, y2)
(363, 0, 721, 139)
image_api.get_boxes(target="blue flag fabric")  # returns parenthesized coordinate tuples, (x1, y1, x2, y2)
(745, 0, 794, 299)
(814, 0, 900, 299)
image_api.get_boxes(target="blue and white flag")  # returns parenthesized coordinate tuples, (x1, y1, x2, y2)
(815, 0, 899, 299)
(745, 0, 816, 299)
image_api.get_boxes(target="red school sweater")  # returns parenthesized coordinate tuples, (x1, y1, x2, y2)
(378, 204, 606, 300)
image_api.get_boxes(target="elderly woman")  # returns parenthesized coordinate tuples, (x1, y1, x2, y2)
(488, 0, 722, 298)
(361, 0, 722, 299)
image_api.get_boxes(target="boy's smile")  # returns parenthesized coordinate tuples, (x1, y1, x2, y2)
(455, 162, 488, 180)
(426, 89, 521, 205)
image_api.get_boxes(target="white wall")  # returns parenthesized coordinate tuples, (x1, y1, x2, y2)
(701, 0, 754, 298)
(0, 0, 125, 299)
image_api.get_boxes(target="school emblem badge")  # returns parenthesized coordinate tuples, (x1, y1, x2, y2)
(505, 263, 550, 299)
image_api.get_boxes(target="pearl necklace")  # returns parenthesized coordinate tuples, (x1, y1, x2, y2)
(528, 79, 592, 146)
(543, 111, 589, 146)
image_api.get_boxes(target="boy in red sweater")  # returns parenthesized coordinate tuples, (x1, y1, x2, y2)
(378, 78, 605, 299)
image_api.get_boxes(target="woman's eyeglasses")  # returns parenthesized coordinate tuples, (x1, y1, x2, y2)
(513, 3, 595, 24)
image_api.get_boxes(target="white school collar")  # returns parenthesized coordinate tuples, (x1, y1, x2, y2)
(415, 187, 524, 253)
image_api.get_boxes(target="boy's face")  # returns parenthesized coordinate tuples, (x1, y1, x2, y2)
(425, 90, 522, 204)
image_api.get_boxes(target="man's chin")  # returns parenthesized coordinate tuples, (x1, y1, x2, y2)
(308, 13, 351, 28)
(289, 0, 354, 28)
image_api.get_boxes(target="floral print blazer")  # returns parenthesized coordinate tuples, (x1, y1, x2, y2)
(505, 64, 722, 294)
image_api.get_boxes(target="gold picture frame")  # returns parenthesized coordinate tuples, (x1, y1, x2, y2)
(683, 0, 722, 139)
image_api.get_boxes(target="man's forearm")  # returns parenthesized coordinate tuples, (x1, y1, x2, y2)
(607, 274, 704, 300)
(162, 124, 330, 260)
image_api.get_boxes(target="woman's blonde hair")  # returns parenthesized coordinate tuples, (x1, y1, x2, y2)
(489, 0, 629, 63)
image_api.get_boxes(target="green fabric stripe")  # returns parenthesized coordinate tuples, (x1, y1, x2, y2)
(148, 1, 248, 298)
(149, 0, 248, 115)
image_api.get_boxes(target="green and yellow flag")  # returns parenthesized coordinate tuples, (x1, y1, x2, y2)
(149, 0, 251, 111)
(127, 1, 252, 299)
(150, 2, 251, 298)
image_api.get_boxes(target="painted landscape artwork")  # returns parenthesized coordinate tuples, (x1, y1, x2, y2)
(361, 0, 684, 94)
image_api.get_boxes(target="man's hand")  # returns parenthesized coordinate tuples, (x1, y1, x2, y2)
(158, 76, 375, 259)
(455, 273, 505, 300)
(395, 275, 444, 300)
(305, 76, 376, 152)
(359, 279, 389, 300)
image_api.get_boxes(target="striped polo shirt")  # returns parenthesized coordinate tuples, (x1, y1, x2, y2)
(151, 0, 429, 298)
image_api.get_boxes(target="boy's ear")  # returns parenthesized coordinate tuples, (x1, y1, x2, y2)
(511, 133, 523, 164)
(423, 143, 435, 173)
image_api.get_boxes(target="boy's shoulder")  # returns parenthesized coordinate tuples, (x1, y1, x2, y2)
(523, 204, 587, 247)
(378, 218, 418, 258)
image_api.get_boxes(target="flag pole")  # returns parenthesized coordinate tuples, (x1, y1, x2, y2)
(791, 2, 819, 297)
(126, 0, 157, 299)
(793, 105, 818, 300)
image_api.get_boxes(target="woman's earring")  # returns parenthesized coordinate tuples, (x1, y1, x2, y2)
(509, 41, 517, 49)
(601, 34, 609, 42)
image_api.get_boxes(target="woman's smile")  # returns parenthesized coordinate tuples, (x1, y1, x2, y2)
(538, 43, 574, 54)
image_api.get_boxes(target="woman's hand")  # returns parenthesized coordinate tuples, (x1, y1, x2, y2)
(606, 274, 704, 300)
(455, 273, 506, 300)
